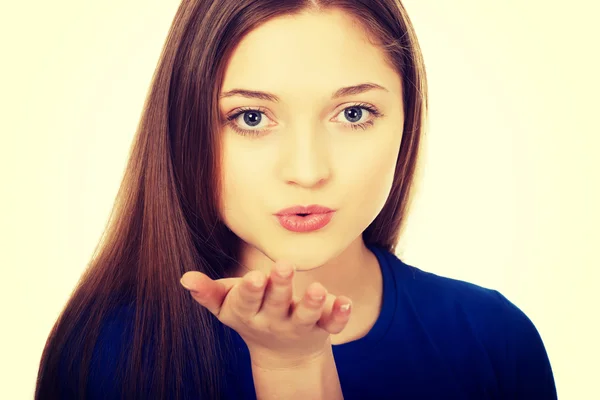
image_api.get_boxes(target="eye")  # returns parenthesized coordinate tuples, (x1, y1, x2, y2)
(332, 103, 383, 131)
(224, 103, 384, 137)
(224, 107, 273, 137)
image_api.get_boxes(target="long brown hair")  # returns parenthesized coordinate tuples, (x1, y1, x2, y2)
(35, 0, 428, 398)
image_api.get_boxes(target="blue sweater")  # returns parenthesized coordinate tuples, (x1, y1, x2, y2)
(59, 244, 557, 399)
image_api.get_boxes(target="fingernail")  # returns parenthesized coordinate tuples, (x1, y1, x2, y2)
(275, 263, 293, 278)
(340, 303, 352, 313)
(180, 276, 195, 291)
(309, 289, 326, 301)
(252, 275, 266, 288)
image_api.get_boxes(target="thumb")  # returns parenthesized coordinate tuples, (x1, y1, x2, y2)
(180, 272, 239, 317)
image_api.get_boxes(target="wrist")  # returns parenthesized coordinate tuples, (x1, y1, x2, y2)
(249, 341, 333, 370)
(250, 341, 343, 400)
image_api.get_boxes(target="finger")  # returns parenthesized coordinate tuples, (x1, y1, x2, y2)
(180, 272, 238, 317)
(259, 261, 295, 319)
(290, 282, 328, 329)
(231, 270, 268, 319)
(317, 296, 353, 334)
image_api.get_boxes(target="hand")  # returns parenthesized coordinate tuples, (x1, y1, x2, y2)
(180, 260, 353, 367)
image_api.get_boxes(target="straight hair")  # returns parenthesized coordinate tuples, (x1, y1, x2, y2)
(35, 0, 428, 398)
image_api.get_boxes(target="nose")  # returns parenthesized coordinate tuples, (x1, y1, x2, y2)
(278, 126, 332, 188)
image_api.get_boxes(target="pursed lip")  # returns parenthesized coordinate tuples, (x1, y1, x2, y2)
(274, 204, 335, 216)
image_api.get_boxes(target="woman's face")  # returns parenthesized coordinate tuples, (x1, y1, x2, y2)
(218, 9, 404, 269)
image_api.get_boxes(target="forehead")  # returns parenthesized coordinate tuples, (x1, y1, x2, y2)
(221, 10, 401, 100)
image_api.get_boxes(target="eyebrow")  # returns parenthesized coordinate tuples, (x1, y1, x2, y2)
(219, 82, 388, 102)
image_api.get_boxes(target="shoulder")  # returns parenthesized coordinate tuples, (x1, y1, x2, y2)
(391, 256, 538, 345)
(379, 248, 513, 316)
(387, 254, 557, 398)
(406, 266, 540, 354)
(58, 303, 135, 399)
(382, 250, 507, 317)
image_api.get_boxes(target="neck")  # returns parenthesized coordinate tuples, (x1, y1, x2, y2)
(232, 236, 380, 305)
(231, 236, 384, 345)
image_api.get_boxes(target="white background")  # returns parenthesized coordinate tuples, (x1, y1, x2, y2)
(1, 1, 598, 398)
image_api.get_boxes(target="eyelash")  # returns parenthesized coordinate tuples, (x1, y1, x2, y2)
(224, 103, 384, 137)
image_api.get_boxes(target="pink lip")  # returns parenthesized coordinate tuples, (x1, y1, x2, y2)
(274, 204, 335, 216)
(275, 211, 335, 232)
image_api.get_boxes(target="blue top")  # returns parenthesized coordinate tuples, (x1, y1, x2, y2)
(59, 244, 557, 399)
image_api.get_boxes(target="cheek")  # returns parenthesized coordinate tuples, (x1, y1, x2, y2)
(221, 147, 268, 217)
(342, 139, 400, 212)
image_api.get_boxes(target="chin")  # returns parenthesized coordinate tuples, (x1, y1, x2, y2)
(270, 240, 350, 272)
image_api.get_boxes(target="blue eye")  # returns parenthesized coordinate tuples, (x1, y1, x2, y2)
(225, 103, 383, 137)
(344, 106, 364, 123)
(242, 110, 263, 127)
(340, 105, 381, 131)
(225, 106, 271, 136)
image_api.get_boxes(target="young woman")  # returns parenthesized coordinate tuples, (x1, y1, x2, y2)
(35, 0, 557, 399)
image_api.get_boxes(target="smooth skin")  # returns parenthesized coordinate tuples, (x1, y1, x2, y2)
(217, 5, 403, 347)
(180, 6, 405, 398)
(180, 259, 352, 368)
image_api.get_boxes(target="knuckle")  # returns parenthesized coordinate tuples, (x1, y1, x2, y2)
(267, 282, 292, 293)
(295, 320, 315, 331)
(239, 286, 263, 302)
(293, 309, 319, 326)
(325, 323, 344, 334)
(235, 299, 258, 314)
(242, 283, 265, 297)
(232, 299, 257, 318)
(264, 295, 290, 308)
